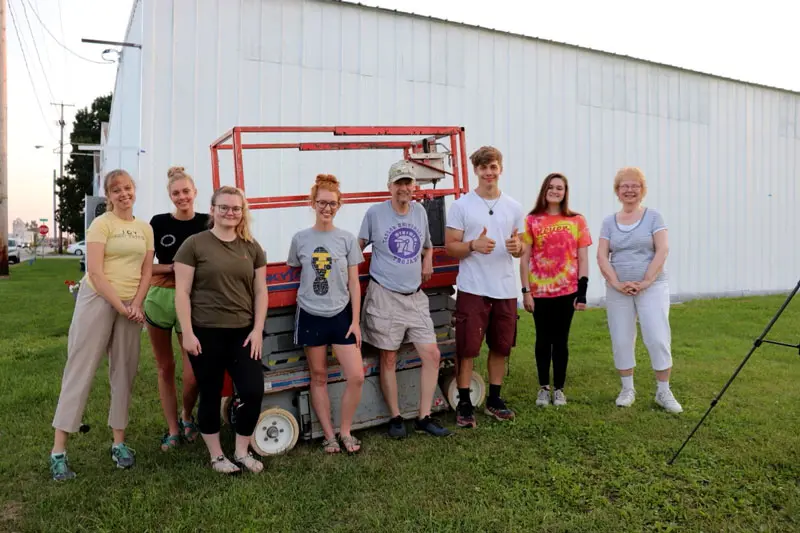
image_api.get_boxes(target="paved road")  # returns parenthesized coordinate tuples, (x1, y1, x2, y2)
(14, 249, 82, 264)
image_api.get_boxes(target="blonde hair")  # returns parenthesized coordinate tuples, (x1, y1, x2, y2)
(167, 165, 196, 191)
(103, 169, 134, 212)
(613, 166, 648, 198)
(209, 186, 254, 242)
(310, 174, 342, 203)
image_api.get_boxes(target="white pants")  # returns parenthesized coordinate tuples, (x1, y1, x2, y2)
(605, 280, 672, 372)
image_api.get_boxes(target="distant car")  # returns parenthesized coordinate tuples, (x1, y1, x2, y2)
(67, 241, 86, 256)
(8, 238, 20, 264)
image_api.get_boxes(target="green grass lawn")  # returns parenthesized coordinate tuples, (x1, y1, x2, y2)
(1, 260, 799, 532)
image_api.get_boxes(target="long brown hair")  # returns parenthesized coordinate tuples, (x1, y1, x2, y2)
(209, 186, 254, 242)
(529, 172, 579, 217)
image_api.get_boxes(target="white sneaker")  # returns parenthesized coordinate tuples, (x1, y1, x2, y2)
(553, 389, 567, 406)
(536, 388, 551, 407)
(616, 388, 636, 407)
(655, 389, 683, 413)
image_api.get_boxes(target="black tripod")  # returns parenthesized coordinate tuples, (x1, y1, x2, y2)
(668, 278, 800, 465)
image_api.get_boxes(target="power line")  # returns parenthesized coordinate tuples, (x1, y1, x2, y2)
(7, 0, 57, 140)
(28, 0, 53, 75)
(19, 0, 54, 101)
(24, 0, 111, 65)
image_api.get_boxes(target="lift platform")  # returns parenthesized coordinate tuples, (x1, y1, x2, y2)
(210, 126, 486, 455)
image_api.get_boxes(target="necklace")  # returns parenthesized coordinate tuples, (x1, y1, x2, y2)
(479, 192, 501, 215)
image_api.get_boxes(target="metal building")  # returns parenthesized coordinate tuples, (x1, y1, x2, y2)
(102, 0, 800, 303)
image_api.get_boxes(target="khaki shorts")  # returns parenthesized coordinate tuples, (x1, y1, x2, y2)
(361, 279, 437, 351)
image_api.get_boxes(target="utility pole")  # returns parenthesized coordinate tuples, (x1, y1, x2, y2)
(52, 169, 56, 240)
(0, 0, 8, 278)
(51, 102, 74, 255)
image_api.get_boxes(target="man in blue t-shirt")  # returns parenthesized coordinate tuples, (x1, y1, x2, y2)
(359, 160, 452, 439)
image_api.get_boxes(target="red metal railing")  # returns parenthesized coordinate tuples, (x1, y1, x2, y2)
(209, 126, 470, 209)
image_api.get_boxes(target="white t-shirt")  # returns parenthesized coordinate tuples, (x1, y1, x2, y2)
(446, 191, 525, 299)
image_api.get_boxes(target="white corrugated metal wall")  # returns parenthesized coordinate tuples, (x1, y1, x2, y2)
(103, 0, 143, 193)
(105, 0, 800, 303)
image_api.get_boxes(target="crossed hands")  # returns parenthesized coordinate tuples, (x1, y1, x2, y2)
(472, 227, 522, 256)
(122, 303, 145, 324)
(614, 279, 653, 296)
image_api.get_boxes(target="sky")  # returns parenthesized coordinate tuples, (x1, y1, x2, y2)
(7, 0, 799, 228)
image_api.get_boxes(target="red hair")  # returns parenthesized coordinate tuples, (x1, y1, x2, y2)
(310, 174, 342, 203)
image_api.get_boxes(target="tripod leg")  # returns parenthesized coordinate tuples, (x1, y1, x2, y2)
(668, 279, 800, 465)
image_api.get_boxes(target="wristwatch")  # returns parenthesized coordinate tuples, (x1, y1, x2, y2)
(521, 287, 530, 294)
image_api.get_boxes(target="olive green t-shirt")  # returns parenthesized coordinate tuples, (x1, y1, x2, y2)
(174, 230, 267, 328)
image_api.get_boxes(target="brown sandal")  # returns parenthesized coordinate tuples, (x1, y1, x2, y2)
(321, 438, 341, 454)
(339, 434, 361, 454)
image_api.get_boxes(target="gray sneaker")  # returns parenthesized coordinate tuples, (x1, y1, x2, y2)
(536, 387, 551, 407)
(111, 443, 136, 469)
(50, 452, 76, 481)
(553, 389, 567, 406)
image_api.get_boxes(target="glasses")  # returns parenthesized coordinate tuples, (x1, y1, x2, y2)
(215, 204, 243, 214)
(619, 184, 642, 191)
(315, 200, 340, 210)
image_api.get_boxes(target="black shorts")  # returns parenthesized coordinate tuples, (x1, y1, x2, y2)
(293, 304, 357, 347)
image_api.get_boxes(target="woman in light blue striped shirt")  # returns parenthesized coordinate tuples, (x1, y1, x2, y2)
(596, 167, 682, 414)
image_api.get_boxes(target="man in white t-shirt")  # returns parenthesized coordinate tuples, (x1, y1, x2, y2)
(445, 146, 524, 428)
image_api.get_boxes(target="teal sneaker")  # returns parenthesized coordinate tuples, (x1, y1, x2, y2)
(111, 443, 136, 469)
(50, 452, 76, 481)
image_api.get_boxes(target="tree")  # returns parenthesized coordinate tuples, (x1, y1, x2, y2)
(57, 93, 112, 240)
(25, 220, 38, 231)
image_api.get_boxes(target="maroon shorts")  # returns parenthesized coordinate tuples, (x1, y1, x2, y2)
(454, 291, 519, 359)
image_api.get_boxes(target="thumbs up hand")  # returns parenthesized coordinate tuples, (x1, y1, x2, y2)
(505, 228, 522, 257)
(471, 226, 496, 254)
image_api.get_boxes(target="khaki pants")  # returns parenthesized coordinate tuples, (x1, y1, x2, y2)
(52, 283, 143, 433)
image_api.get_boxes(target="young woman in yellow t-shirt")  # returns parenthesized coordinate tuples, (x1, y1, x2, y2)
(49, 169, 155, 481)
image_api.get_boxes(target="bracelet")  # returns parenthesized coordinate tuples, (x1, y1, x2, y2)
(468, 240, 474, 252)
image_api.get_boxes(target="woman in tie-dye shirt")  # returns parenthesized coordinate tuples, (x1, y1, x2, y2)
(520, 173, 592, 407)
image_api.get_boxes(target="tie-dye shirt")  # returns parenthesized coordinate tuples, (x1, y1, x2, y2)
(522, 213, 592, 298)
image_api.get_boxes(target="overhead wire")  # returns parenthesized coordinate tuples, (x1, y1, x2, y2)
(7, 0, 58, 140)
(19, 0, 54, 101)
(23, 0, 113, 65)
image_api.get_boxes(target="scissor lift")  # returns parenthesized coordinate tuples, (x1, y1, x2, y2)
(210, 126, 487, 456)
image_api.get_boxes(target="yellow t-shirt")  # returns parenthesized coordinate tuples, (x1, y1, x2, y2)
(85, 211, 155, 300)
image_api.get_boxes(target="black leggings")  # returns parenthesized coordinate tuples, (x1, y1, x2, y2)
(532, 292, 577, 390)
(190, 326, 263, 436)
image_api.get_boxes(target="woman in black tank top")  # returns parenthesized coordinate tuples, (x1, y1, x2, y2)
(143, 166, 209, 451)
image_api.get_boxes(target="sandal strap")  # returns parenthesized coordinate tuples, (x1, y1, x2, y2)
(339, 434, 361, 452)
(321, 438, 340, 452)
(211, 455, 240, 474)
(160, 433, 180, 449)
(179, 417, 199, 440)
(234, 452, 264, 473)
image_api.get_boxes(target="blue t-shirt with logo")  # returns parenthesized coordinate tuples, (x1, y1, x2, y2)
(358, 200, 431, 293)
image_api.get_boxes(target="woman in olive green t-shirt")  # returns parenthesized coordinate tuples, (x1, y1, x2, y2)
(174, 186, 268, 475)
